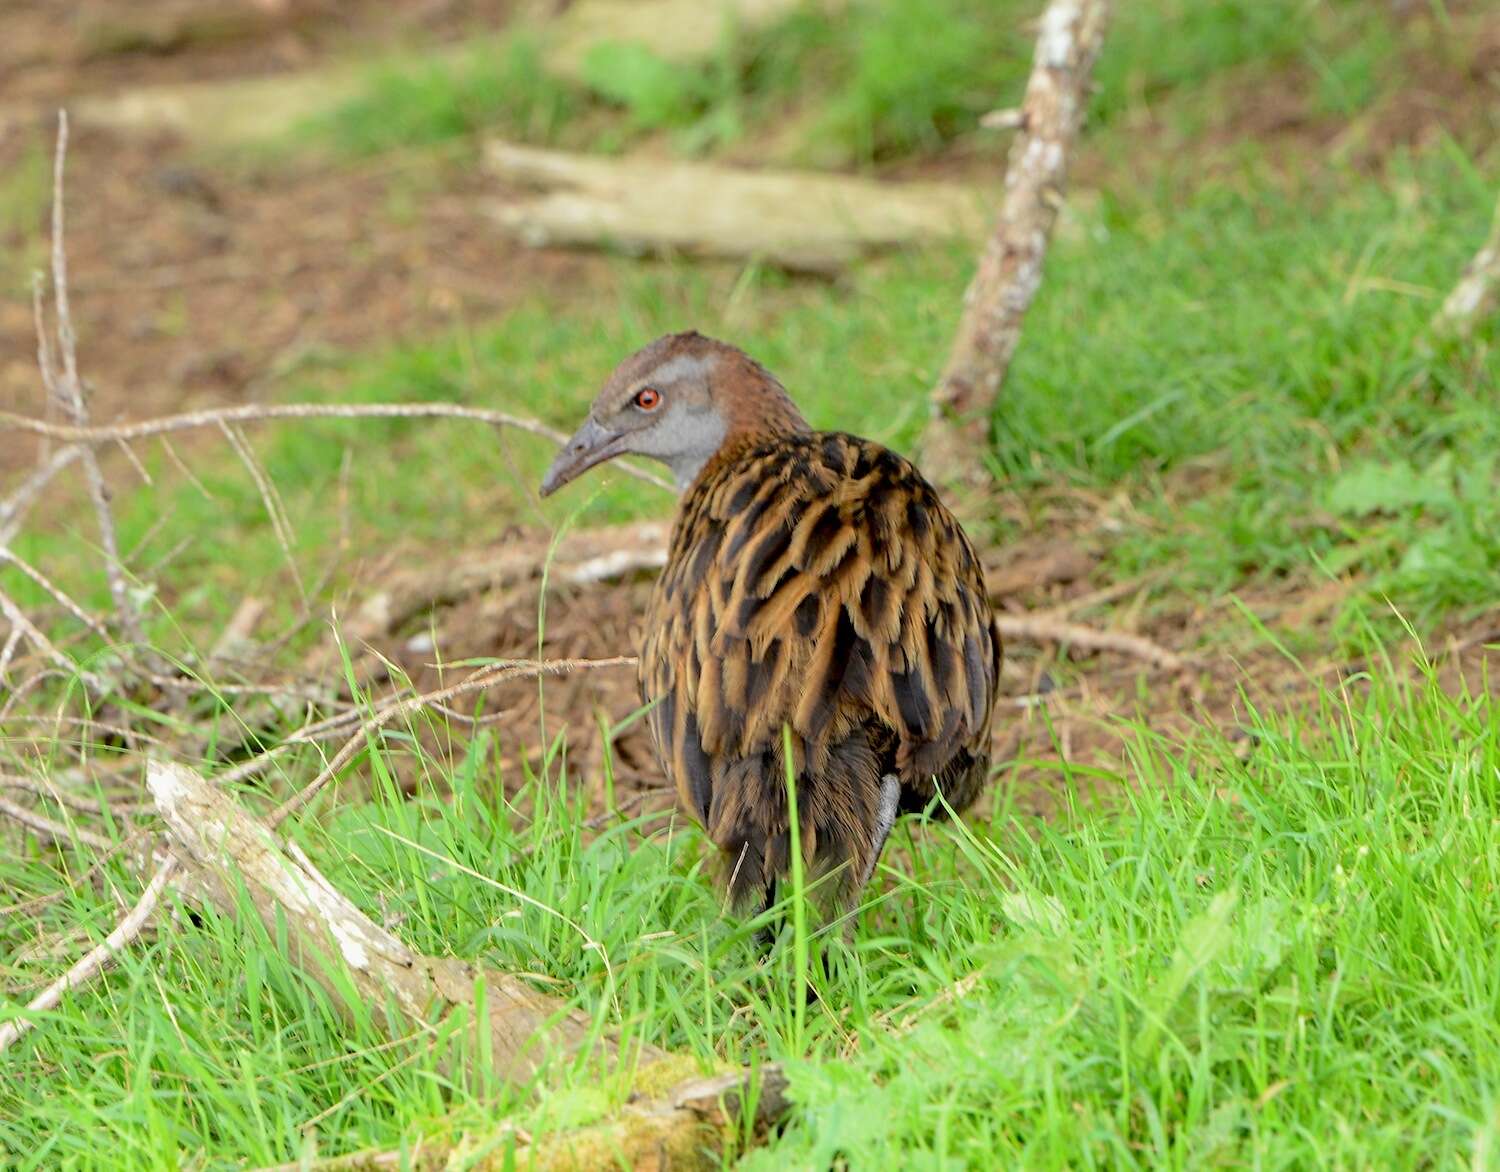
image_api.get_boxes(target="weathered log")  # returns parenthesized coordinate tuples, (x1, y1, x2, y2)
(253, 1064, 790, 1171)
(49, 0, 824, 144)
(922, 0, 1112, 485)
(147, 759, 790, 1165)
(484, 141, 990, 273)
(149, 759, 639, 1082)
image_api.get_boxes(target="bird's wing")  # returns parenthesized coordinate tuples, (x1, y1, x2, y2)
(642, 433, 999, 822)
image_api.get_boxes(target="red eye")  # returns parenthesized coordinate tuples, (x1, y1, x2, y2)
(633, 387, 661, 410)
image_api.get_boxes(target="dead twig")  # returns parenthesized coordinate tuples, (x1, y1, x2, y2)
(0, 792, 116, 852)
(263, 655, 637, 825)
(0, 586, 106, 694)
(0, 855, 177, 1054)
(994, 612, 1184, 672)
(0, 401, 674, 493)
(35, 112, 147, 651)
(923, 0, 1112, 484)
(0, 436, 83, 552)
(0, 549, 115, 646)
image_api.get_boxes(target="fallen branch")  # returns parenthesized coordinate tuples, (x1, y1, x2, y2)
(150, 758, 641, 1080)
(302, 521, 670, 680)
(995, 612, 1183, 672)
(0, 855, 177, 1054)
(485, 140, 988, 273)
(147, 759, 788, 1162)
(35, 112, 147, 651)
(922, 0, 1112, 484)
(0, 401, 672, 493)
(253, 1063, 790, 1171)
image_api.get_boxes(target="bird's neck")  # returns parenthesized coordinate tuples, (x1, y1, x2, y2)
(713, 349, 810, 438)
(675, 361, 809, 496)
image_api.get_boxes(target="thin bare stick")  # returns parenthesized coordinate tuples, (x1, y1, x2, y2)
(0, 587, 106, 693)
(0, 446, 82, 549)
(265, 655, 636, 825)
(0, 401, 674, 492)
(0, 550, 114, 645)
(994, 612, 1183, 671)
(0, 792, 114, 851)
(0, 626, 21, 681)
(0, 856, 177, 1054)
(39, 111, 146, 649)
(30, 275, 56, 468)
(218, 421, 309, 606)
(922, 0, 1112, 484)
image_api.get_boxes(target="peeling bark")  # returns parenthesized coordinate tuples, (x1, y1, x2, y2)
(147, 759, 652, 1083)
(146, 760, 790, 1165)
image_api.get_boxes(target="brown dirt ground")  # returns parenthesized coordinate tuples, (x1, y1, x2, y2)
(312, 518, 1500, 831)
(2, 0, 518, 103)
(0, 0, 594, 487)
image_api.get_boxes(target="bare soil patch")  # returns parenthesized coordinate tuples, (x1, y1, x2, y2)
(325, 509, 1500, 829)
(1, 0, 517, 105)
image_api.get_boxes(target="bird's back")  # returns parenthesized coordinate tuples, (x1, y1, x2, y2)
(641, 430, 1001, 906)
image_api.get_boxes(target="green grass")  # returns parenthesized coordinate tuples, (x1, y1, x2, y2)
(5, 633, 1498, 1166)
(295, 0, 1413, 166)
(9, 142, 1495, 660)
(0, 129, 50, 295)
(298, 35, 582, 158)
(5, 7, 1500, 1166)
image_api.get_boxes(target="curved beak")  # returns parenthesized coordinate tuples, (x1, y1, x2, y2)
(540, 416, 627, 497)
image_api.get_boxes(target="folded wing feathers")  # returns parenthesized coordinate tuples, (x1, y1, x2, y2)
(641, 431, 999, 851)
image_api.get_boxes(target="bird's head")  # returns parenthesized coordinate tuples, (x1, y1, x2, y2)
(539, 331, 809, 497)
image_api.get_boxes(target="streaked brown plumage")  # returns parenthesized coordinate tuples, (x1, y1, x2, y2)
(541, 332, 1000, 920)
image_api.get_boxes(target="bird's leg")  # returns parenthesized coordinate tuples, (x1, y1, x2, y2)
(856, 774, 903, 895)
(755, 877, 781, 952)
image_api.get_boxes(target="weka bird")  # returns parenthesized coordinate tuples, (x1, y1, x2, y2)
(541, 332, 1000, 920)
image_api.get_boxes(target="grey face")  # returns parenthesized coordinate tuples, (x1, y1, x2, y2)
(540, 347, 728, 496)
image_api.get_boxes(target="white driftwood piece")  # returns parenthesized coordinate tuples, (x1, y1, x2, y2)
(145, 759, 792, 1164)
(146, 759, 655, 1082)
(42, 0, 823, 143)
(485, 141, 990, 272)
